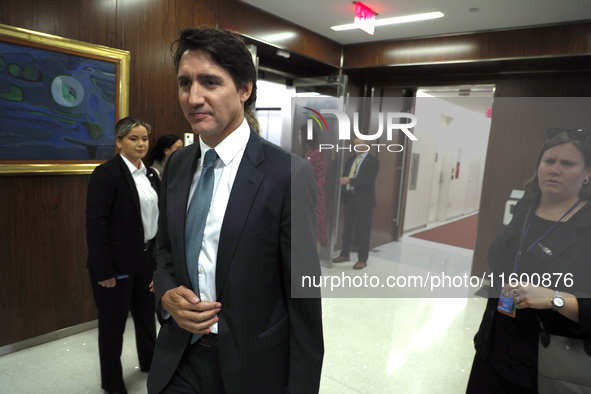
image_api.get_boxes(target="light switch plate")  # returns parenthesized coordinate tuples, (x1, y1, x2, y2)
(184, 133, 194, 146)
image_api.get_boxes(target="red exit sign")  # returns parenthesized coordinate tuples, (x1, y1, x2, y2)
(354, 1, 376, 35)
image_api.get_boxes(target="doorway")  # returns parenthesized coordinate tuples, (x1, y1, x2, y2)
(403, 85, 495, 233)
(255, 76, 348, 266)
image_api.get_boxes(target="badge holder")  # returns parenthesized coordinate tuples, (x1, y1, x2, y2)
(498, 292, 516, 318)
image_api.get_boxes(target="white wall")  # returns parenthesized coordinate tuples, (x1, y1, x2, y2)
(404, 98, 441, 230)
(255, 80, 295, 149)
(403, 95, 491, 231)
(443, 106, 491, 219)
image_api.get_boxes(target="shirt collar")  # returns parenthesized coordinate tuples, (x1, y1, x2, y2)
(119, 153, 146, 175)
(198, 118, 250, 166)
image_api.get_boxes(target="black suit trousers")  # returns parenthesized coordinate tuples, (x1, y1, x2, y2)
(89, 263, 156, 392)
(340, 194, 373, 262)
(161, 336, 226, 394)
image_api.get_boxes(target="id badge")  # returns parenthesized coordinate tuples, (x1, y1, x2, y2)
(497, 290, 516, 318)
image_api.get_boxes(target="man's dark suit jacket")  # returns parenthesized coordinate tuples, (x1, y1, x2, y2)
(148, 129, 324, 394)
(342, 153, 379, 208)
(86, 154, 160, 281)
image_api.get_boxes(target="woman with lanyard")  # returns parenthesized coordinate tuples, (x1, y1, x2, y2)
(86, 117, 159, 393)
(467, 128, 591, 393)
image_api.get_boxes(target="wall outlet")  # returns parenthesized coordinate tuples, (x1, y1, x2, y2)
(184, 133, 194, 146)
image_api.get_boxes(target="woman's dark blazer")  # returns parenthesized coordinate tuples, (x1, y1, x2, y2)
(473, 193, 591, 360)
(86, 154, 160, 282)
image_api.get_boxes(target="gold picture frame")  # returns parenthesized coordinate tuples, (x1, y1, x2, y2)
(0, 24, 129, 175)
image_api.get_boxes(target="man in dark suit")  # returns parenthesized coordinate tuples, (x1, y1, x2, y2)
(332, 138, 380, 270)
(147, 27, 323, 394)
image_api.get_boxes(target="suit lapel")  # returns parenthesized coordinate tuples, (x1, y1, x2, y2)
(357, 153, 372, 175)
(216, 131, 265, 298)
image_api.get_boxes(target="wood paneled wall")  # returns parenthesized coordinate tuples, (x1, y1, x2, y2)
(0, 175, 96, 346)
(343, 22, 591, 69)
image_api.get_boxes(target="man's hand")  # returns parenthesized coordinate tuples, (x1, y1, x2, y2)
(98, 277, 117, 288)
(161, 286, 221, 334)
(339, 177, 350, 185)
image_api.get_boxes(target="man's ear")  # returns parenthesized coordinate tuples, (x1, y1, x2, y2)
(239, 81, 253, 104)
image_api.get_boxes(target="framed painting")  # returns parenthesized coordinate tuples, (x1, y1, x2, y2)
(0, 24, 129, 175)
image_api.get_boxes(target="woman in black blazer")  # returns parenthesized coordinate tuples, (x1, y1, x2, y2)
(86, 117, 160, 393)
(467, 129, 591, 393)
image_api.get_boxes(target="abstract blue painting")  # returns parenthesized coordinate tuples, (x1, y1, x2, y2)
(0, 40, 117, 161)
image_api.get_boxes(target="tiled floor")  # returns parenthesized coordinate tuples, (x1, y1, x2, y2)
(318, 235, 486, 393)
(0, 235, 486, 394)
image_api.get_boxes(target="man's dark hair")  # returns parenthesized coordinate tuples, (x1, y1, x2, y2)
(171, 27, 257, 109)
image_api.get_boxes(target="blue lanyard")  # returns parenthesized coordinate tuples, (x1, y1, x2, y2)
(513, 199, 581, 273)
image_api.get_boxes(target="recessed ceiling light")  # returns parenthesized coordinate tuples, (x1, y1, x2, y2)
(331, 11, 444, 32)
(258, 32, 297, 42)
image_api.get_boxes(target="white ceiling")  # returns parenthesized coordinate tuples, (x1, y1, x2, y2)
(242, 0, 591, 45)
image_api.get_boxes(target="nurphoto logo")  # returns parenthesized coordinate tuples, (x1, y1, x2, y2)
(304, 109, 418, 152)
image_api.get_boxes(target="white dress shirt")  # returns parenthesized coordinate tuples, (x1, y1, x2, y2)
(120, 154, 159, 242)
(187, 118, 250, 333)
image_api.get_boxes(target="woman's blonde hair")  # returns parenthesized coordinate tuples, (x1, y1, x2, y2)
(115, 117, 151, 139)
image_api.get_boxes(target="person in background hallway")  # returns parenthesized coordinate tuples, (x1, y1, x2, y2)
(149, 134, 183, 179)
(147, 27, 324, 394)
(332, 137, 379, 270)
(86, 117, 159, 394)
(300, 126, 328, 249)
(467, 128, 591, 393)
